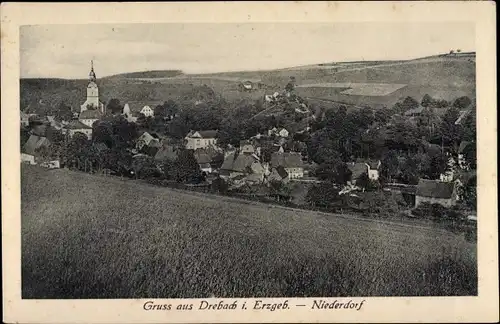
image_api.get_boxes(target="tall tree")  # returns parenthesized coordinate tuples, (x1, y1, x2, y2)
(452, 96, 472, 109)
(315, 161, 352, 185)
(439, 107, 462, 153)
(106, 98, 123, 115)
(306, 183, 342, 208)
(174, 150, 202, 184)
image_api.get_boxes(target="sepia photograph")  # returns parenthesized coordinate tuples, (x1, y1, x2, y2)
(20, 21, 478, 298)
(2, 2, 498, 324)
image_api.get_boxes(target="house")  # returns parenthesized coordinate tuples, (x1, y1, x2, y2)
(267, 127, 289, 138)
(347, 163, 368, 183)
(193, 149, 214, 174)
(458, 141, 473, 169)
(267, 127, 278, 136)
(278, 128, 289, 138)
(251, 133, 265, 140)
(220, 152, 266, 180)
(455, 110, 471, 125)
(62, 120, 93, 139)
(244, 172, 265, 185)
(240, 81, 253, 91)
(440, 155, 457, 182)
(20, 111, 30, 127)
(136, 132, 160, 151)
(140, 105, 154, 118)
(270, 152, 304, 179)
(271, 145, 285, 154)
(185, 130, 218, 150)
(21, 153, 36, 165)
(46, 116, 63, 130)
(154, 144, 180, 163)
(347, 160, 381, 182)
(122, 103, 132, 120)
(267, 166, 289, 184)
(415, 179, 458, 208)
(94, 142, 109, 153)
(264, 92, 281, 102)
(22, 134, 52, 164)
(122, 103, 143, 123)
(365, 160, 381, 180)
(39, 160, 60, 169)
(79, 109, 103, 128)
(404, 106, 425, 117)
(239, 140, 256, 154)
(123, 103, 131, 116)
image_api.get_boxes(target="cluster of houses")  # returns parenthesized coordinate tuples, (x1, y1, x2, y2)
(131, 126, 308, 189)
(19, 61, 475, 213)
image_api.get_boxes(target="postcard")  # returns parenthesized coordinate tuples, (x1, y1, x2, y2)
(1, 1, 498, 323)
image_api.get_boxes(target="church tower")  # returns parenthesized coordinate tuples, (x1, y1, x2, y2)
(80, 60, 104, 113)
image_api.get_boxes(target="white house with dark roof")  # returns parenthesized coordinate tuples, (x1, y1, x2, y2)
(239, 140, 256, 154)
(220, 151, 266, 180)
(185, 130, 218, 150)
(21, 134, 61, 168)
(79, 109, 103, 128)
(193, 149, 214, 174)
(348, 160, 381, 183)
(62, 120, 93, 139)
(268, 127, 289, 138)
(140, 105, 154, 118)
(267, 166, 289, 184)
(415, 179, 458, 208)
(136, 132, 160, 151)
(20, 111, 30, 127)
(270, 152, 304, 179)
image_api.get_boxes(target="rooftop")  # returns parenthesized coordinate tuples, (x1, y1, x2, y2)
(23, 135, 51, 156)
(416, 179, 455, 199)
(154, 145, 179, 162)
(65, 120, 92, 130)
(221, 152, 259, 173)
(186, 130, 218, 139)
(347, 162, 368, 180)
(79, 109, 103, 119)
(270, 152, 304, 169)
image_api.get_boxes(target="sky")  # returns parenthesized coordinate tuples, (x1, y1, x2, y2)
(20, 23, 475, 79)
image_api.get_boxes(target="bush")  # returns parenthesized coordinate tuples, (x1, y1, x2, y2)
(356, 172, 379, 191)
(452, 96, 472, 109)
(411, 203, 466, 223)
(211, 177, 228, 194)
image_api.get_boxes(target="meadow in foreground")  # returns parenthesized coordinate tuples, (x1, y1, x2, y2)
(21, 165, 477, 298)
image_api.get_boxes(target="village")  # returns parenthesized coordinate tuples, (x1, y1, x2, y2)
(15, 13, 492, 305)
(20, 60, 477, 230)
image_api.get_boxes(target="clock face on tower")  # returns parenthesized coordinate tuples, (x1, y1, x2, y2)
(87, 81, 98, 89)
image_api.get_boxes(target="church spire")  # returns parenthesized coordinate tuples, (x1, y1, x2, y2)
(89, 60, 96, 82)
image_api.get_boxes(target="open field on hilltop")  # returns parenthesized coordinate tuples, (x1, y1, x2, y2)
(296, 83, 408, 97)
(330, 59, 475, 88)
(22, 165, 477, 298)
(20, 55, 475, 111)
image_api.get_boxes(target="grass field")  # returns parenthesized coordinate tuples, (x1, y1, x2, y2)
(21, 165, 477, 298)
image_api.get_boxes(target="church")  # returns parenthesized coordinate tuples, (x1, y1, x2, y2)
(79, 60, 105, 127)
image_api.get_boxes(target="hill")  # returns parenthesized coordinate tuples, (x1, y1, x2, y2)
(22, 165, 476, 298)
(20, 52, 475, 113)
(103, 70, 183, 79)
